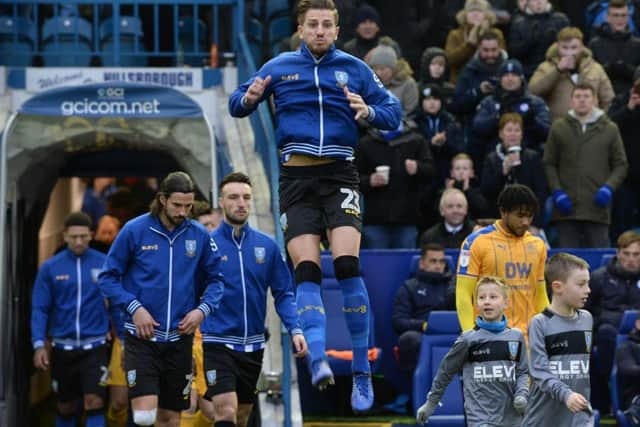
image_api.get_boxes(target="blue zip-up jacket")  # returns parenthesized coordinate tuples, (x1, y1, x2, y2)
(229, 42, 402, 161)
(200, 221, 301, 350)
(98, 213, 225, 342)
(31, 248, 109, 350)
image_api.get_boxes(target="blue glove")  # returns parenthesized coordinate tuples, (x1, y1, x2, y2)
(553, 190, 573, 215)
(594, 185, 613, 207)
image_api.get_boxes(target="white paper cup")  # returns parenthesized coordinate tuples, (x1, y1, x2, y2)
(376, 165, 390, 184)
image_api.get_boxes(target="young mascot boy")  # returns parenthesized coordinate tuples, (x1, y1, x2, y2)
(523, 252, 594, 426)
(416, 276, 529, 426)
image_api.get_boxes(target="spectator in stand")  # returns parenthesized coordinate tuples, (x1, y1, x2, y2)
(544, 83, 628, 248)
(342, 4, 381, 60)
(451, 30, 506, 160)
(445, 0, 506, 84)
(416, 47, 456, 110)
(472, 59, 551, 161)
(367, 0, 443, 74)
(481, 113, 548, 232)
(420, 188, 476, 249)
(94, 215, 120, 249)
(586, 230, 640, 414)
(356, 122, 435, 249)
(367, 44, 419, 117)
(446, 153, 489, 220)
(616, 312, 640, 418)
(589, 0, 640, 99)
(392, 242, 455, 372)
(529, 26, 615, 121)
(508, 0, 569, 79)
(414, 84, 464, 192)
(608, 66, 640, 242)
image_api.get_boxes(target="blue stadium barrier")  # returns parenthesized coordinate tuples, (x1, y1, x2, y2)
(412, 311, 464, 426)
(319, 254, 382, 376)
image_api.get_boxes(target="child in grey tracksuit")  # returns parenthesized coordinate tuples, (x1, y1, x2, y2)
(523, 253, 594, 427)
(416, 276, 529, 426)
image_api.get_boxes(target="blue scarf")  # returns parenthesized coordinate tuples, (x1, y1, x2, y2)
(476, 315, 507, 333)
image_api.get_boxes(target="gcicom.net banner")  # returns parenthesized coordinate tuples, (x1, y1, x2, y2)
(20, 83, 202, 118)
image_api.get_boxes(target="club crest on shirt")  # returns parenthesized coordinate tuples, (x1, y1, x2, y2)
(185, 240, 197, 257)
(255, 247, 266, 264)
(90, 268, 101, 283)
(335, 70, 349, 87)
(584, 331, 592, 353)
(206, 369, 217, 386)
(127, 370, 136, 387)
(508, 341, 519, 360)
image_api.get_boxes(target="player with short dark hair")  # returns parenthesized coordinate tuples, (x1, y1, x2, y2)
(31, 211, 109, 427)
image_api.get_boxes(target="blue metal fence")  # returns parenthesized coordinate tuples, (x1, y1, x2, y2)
(0, 0, 244, 67)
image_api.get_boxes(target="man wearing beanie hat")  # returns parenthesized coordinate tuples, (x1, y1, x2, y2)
(368, 43, 419, 117)
(607, 65, 640, 241)
(472, 58, 550, 162)
(414, 83, 464, 228)
(343, 4, 382, 60)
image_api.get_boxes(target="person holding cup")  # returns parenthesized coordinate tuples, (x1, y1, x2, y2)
(355, 122, 435, 249)
(480, 112, 548, 231)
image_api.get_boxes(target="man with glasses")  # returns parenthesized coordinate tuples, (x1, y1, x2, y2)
(589, 0, 640, 94)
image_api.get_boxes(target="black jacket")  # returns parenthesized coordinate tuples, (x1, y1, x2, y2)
(392, 268, 455, 335)
(608, 92, 640, 187)
(588, 24, 640, 94)
(419, 219, 475, 249)
(414, 109, 464, 189)
(586, 257, 640, 329)
(480, 143, 549, 227)
(356, 128, 435, 225)
(508, 7, 570, 78)
(617, 328, 640, 408)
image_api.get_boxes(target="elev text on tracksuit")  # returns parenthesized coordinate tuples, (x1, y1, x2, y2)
(200, 221, 302, 350)
(98, 213, 225, 342)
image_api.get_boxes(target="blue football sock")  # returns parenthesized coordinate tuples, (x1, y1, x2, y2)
(86, 409, 105, 427)
(55, 414, 76, 427)
(340, 276, 371, 373)
(296, 281, 326, 362)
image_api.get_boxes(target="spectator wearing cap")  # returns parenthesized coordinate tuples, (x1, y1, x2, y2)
(415, 84, 464, 197)
(472, 58, 551, 162)
(608, 65, 640, 241)
(343, 4, 382, 60)
(480, 112, 548, 230)
(508, 0, 569, 79)
(368, 44, 419, 117)
(417, 47, 456, 109)
(444, 0, 506, 84)
(355, 121, 435, 249)
(529, 26, 615, 121)
(589, 0, 640, 96)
